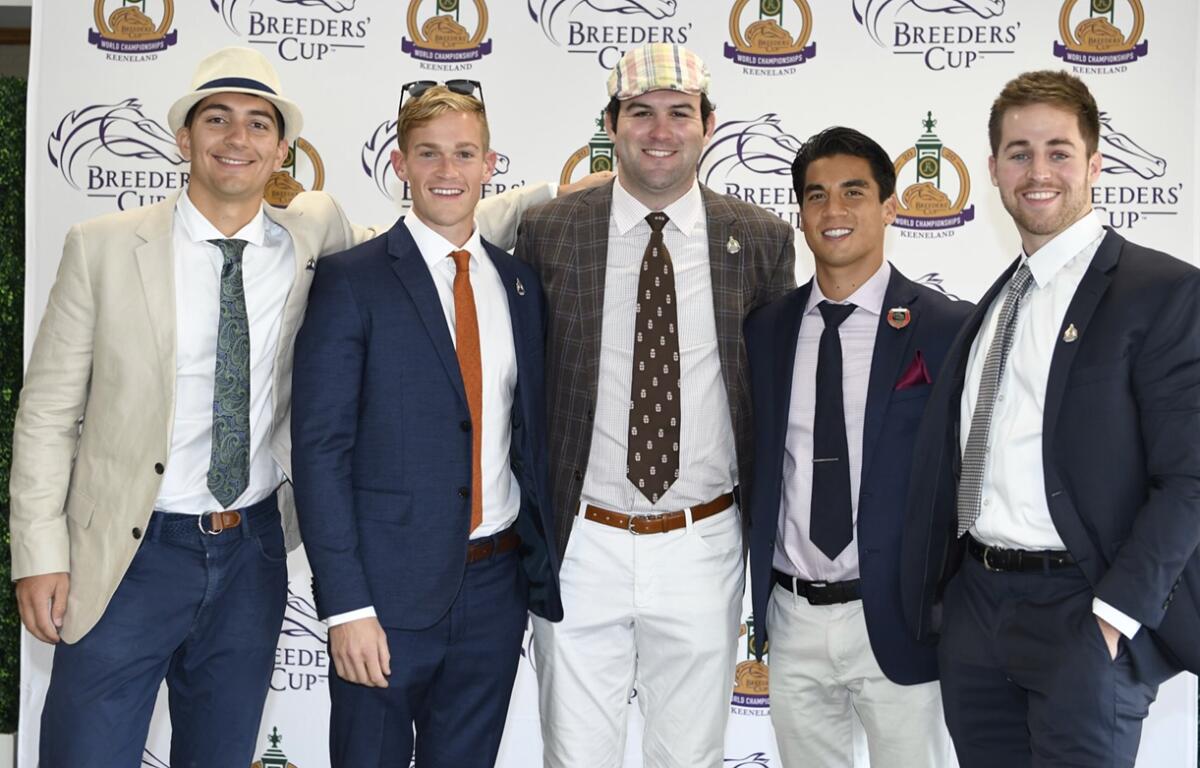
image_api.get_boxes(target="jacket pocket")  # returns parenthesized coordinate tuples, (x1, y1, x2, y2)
(65, 489, 95, 529)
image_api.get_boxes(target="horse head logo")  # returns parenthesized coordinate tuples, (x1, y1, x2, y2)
(724, 754, 772, 768)
(1098, 112, 1166, 180)
(47, 99, 185, 190)
(276, 0, 357, 10)
(698, 114, 803, 188)
(361, 118, 510, 200)
(280, 587, 328, 643)
(913, 272, 961, 301)
(528, 0, 677, 44)
(852, 0, 1004, 45)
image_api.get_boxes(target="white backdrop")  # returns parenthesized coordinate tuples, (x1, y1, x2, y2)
(22, 1, 1200, 766)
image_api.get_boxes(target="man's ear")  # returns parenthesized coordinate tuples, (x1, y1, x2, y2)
(176, 127, 192, 162)
(390, 148, 409, 182)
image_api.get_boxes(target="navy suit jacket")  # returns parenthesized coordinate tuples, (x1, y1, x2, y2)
(745, 265, 972, 685)
(901, 229, 1200, 676)
(291, 218, 562, 629)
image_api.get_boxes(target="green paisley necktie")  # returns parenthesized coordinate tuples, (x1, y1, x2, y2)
(207, 238, 251, 509)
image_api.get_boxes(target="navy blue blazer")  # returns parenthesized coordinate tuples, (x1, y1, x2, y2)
(901, 229, 1200, 676)
(745, 265, 971, 685)
(291, 219, 562, 629)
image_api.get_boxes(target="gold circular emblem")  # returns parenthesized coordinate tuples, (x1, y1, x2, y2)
(728, 0, 812, 54)
(94, 0, 174, 41)
(1058, 0, 1143, 51)
(265, 138, 325, 208)
(893, 146, 971, 216)
(407, 0, 488, 49)
(917, 156, 939, 179)
(733, 660, 769, 696)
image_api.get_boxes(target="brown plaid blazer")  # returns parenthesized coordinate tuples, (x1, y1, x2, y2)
(515, 180, 796, 560)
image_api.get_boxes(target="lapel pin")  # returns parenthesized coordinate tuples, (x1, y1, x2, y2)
(1062, 323, 1078, 343)
(887, 306, 911, 330)
(726, 236, 740, 254)
(515, 278, 526, 296)
(305, 258, 316, 271)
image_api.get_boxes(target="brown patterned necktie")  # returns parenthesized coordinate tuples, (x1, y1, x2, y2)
(450, 250, 484, 532)
(627, 212, 681, 505)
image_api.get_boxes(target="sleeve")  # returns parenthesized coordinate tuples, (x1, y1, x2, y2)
(9, 225, 96, 579)
(476, 182, 554, 251)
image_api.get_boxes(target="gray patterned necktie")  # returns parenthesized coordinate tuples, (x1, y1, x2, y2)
(957, 262, 1034, 537)
(207, 238, 251, 509)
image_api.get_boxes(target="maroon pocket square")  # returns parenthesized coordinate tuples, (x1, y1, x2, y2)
(895, 350, 933, 390)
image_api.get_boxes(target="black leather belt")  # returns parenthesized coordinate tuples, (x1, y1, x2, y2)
(967, 536, 1075, 573)
(772, 569, 861, 605)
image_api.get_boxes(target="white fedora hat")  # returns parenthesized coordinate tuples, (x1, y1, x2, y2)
(168, 47, 303, 144)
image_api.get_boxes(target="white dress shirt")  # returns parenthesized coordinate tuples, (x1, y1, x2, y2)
(329, 212, 520, 627)
(774, 262, 890, 582)
(580, 178, 737, 514)
(961, 210, 1137, 638)
(154, 190, 291, 514)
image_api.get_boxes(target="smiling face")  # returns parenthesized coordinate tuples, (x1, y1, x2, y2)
(390, 110, 496, 247)
(799, 153, 895, 281)
(606, 89, 715, 210)
(176, 92, 288, 212)
(989, 102, 1102, 255)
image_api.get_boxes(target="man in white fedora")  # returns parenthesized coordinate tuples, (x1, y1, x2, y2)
(8, 46, 576, 766)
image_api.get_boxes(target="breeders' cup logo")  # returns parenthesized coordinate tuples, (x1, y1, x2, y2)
(724, 0, 816, 73)
(252, 727, 299, 768)
(528, 0, 692, 70)
(271, 587, 331, 693)
(891, 112, 974, 237)
(914, 272, 962, 301)
(1091, 112, 1181, 230)
(211, 0, 373, 61)
(402, 0, 493, 69)
(725, 755, 772, 767)
(47, 99, 189, 211)
(730, 616, 769, 715)
(560, 112, 617, 186)
(266, 138, 325, 208)
(89, 0, 178, 60)
(1054, 0, 1147, 70)
(699, 114, 803, 228)
(362, 117, 521, 205)
(851, 0, 1019, 71)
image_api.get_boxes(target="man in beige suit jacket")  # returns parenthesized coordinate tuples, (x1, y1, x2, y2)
(8, 47, 586, 767)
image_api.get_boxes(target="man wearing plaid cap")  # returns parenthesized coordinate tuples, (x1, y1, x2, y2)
(517, 43, 796, 767)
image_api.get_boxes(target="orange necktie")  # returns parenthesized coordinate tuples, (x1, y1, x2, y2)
(450, 250, 484, 533)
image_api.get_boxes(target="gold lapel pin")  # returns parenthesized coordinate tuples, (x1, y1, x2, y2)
(726, 236, 740, 254)
(515, 278, 526, 296)
(887, 307, 911, 330)
(1062, 323, 1078, 343)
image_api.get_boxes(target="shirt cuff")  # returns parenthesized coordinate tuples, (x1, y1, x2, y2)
(326, 606, 376, 627)
(1093, 598, 1141, 640)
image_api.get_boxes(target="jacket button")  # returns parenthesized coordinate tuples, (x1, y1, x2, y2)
(586, 407, 594, 419)
(458, 487, 470, 499)
(154, 462, 164, 475)
(132, 527, 142, 540)
(574, 469, 583, 481)
(512, 460, 523, 471)
(460, 420, 471, 432)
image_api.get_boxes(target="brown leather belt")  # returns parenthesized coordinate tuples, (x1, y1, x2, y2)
(467, 528, 521, 564)
(584, 492, 735, 535)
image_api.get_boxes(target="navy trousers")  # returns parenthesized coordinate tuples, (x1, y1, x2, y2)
(937, 553, 1170, 768)
(328, 537, 528, 768)
(40, 495, 288, 768)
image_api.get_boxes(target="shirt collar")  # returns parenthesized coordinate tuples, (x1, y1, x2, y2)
(176, 187, 267, 248)
(611, 177, 704, 237)
(1023, 210, 1105, 289)
(805, 260, 891, 318)
(402, 209, 485, 271)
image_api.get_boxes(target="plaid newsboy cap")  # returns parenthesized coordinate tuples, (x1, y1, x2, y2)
(606, 43, 711, 101)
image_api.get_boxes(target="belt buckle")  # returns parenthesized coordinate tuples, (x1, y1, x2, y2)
(981, 546, 1002, 572)
(198, 512, 220, 536)
(627, 513, 643, 535)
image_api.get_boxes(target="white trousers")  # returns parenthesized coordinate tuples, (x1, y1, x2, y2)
(767, 585, 953, 768)
(532, 505, 745, 768)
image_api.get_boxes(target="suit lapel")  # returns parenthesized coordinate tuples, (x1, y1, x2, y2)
(576, 184, 613, 407)
(771, 284, 810, 475)
(133, 193, 180, 405)
(701, 187, 744, 416)
(1042, 230, 1121, 444)
(265, 202, 316, 366)
(388, 222, 468, 407)
(491, 248, 527, 372)
(861, 267, 921, 484)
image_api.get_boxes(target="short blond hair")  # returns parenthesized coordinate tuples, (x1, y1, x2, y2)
(396, 85, 489, 153)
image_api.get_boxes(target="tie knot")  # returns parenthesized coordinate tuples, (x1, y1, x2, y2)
(818, 301, 856, 329)
(645, 212, 669, 233)
(1010, 261, 1034, 295)
(449, 249, 471, 274)
(208, 238, 248, 264)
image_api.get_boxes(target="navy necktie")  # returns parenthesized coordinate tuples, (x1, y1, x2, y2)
(810, 300, 857, 561)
